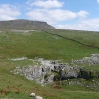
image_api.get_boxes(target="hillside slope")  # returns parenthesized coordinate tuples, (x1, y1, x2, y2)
(0, 19, 55, 30)
(0, 30, 99, 99)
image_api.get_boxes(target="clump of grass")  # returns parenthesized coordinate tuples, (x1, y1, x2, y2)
(0, 88, 11, 95)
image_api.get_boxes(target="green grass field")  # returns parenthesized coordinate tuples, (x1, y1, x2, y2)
(0, 29, 99, 99)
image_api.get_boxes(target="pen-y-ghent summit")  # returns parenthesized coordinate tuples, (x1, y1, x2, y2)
(0, 19, 55, 30)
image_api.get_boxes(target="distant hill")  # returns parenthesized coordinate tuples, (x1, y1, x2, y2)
(0, 19, 55, 30)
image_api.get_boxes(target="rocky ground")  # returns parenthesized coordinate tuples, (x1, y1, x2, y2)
(9, 54, 99, 90)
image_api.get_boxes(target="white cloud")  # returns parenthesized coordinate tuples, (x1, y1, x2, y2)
(77, 10, 89, 18)
(56, 18, 99, 31)
(26, 8, 89, 24)
(48, 9, 77, 21)
(0, 4, 21, 20)
(26, 8, 77, 20)
(26, 0, 89, 25)
(97, 0, 99, 3)
(26, 0, 64, 9)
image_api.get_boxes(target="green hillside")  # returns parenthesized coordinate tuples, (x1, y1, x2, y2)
(0, 29, 99, 99)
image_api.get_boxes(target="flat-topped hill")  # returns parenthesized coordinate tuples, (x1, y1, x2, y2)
(0, 19, 55, 30)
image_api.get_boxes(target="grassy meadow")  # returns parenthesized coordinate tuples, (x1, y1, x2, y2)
(0, 29, 99, 99)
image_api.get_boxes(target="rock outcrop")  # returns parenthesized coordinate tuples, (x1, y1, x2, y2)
(11, 58, 80, 85)
(10, 54, 99, 85)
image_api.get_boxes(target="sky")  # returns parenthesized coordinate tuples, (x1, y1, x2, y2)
(0, 0, 99, 31)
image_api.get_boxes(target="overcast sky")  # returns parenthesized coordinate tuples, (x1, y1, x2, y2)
(0, 0, 99, 31)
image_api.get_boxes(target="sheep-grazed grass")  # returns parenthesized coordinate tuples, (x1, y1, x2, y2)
(0, 30, 99, 99)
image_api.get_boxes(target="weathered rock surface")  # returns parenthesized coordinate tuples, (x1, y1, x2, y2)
(10, 54, 99, 85)
(11, 58, 80, 85)
(71, 54, 99, 66)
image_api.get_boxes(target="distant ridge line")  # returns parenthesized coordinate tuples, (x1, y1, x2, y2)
(0, 19, 55, 30)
